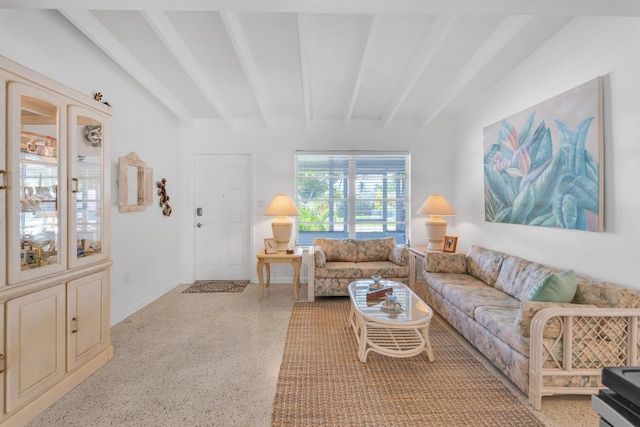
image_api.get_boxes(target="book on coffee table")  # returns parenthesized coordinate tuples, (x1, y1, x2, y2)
(366, 287, 392, 300)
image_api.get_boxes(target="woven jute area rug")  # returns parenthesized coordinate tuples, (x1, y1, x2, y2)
(272, 299, 545, 427)
(182, 280, 249, 293)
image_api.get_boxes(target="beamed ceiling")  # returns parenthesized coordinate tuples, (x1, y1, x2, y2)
(7, 1, 640, 127)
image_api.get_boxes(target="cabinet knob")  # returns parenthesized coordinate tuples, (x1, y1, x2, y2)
(0, 170, 6, 190)
(0, 354, 4, 374)
(71, 317, 79, 333)
(71, 178, 79, 193)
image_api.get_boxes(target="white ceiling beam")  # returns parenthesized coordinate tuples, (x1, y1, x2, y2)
(381, 14, 457, 128)
(344, 14, 381, 126)
(142, 10, 234, 126)
(297, 14, 312, 128)
(15, 0, 640, 17)
(220, 11, 272, 127)
(420, 15, 533, 128)
(58, 9, 195, 125)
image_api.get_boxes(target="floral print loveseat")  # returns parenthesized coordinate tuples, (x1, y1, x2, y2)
(307, 237, 408, 301)
(421, 245, 640, 410)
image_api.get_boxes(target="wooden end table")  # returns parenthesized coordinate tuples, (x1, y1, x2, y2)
(256, 248, 302, 300)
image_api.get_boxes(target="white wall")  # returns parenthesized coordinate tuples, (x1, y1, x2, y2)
(179, 119, 455, 283)
(451, 17, 640, 290)
(0, 10, 184, 324)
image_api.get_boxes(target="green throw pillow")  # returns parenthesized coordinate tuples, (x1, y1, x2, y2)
(526, 270, 577, 303)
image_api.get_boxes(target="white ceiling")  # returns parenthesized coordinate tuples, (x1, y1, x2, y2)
(10, 1, 640, 127)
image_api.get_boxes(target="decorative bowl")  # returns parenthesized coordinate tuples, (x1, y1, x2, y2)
(380, 300, 403, 313)
(371, 275, 381, 283)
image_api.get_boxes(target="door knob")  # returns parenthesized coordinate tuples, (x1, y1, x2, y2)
(197, 223, 203, 228)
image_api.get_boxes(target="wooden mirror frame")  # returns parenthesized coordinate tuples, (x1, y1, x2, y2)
(118, 152, 153, 212)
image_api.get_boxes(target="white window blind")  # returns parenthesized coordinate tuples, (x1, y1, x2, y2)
(296, 152, 409, 246)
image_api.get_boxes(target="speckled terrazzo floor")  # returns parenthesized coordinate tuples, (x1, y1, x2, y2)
(26, 282, 598, 427)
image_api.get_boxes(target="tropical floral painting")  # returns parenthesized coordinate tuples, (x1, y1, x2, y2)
(483, 77, 603, 232)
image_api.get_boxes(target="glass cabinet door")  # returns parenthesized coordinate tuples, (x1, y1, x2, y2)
(68, 107, 108, 268)
(7, 82, 67, 284)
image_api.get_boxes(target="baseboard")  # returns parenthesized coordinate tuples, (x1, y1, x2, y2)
(111, 281, 177, 326)
(0, 346, 112, 427)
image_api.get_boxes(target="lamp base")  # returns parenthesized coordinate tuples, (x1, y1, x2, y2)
(271, 220, 292, 252)
(426, 216, 448, 251)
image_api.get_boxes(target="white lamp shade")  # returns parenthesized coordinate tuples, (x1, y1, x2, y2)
(415, 195, 456, 216)
(264, 194, 300, 251)
(416, 195, 455, 250)
(264, 194, 301, 217)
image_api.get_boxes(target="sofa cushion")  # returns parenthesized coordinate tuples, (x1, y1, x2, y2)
(358, 261, 409, 278)
(314, 246, 326, 267)
(440, 282, 519, 319)
(313, 262, 361, 279)
(494, 256, 532, 297)
(495, 256, 560, 301)
(356, 237, 395, 262)
(388, 246, 408, 266)
(423, 272, 483, 295)
(514, 301, 597, 338)
(525, 270, 578, 303)
(314, 238, 357, 262)
(466, 246, 507, 286)
(425, 252, 466, 273)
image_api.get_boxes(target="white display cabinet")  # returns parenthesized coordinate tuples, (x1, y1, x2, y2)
(0, 55, 112, 426)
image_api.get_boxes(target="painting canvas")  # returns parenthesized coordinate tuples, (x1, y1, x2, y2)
(483, 77, 603, 232)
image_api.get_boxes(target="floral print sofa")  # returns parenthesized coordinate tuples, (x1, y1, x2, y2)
(421, 245, 640, 410)
(307, 237, 408, 301)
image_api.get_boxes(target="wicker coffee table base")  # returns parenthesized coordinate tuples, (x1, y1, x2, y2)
(348, 306, 435, 363)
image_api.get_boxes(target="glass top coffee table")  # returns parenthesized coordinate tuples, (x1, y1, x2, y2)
(347, 279, 435, 363)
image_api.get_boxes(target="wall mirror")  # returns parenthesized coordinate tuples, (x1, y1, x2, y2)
(118, 152, 153, 212)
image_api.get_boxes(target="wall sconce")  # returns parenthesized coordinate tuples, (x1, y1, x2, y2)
(264, 194, 300, 251)
(416, 194, 456, 250)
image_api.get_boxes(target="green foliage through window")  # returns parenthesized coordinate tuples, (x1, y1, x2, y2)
(296, 152, 409, 245)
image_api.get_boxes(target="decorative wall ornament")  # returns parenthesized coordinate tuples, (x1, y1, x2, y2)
(84, 125, 102, 147)
(483, 77, 603, 232)
(157, 178, 172, 216)
(118, 152, 153, 213)
(94, 92, 111, 107)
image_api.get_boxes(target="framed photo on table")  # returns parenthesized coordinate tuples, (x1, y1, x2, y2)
(443, 236, 458, 253)
(264, 238, 278, 254)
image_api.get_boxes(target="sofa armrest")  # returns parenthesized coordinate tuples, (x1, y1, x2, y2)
(528, 306, 640, 410)
(514, 302, 596, 338)
(424, 251, 467, 273)
(388, 246, 408, 266)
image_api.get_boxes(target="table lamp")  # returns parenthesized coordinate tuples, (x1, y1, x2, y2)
(264, 194, 300, 251)
(416, 194, 456, 250)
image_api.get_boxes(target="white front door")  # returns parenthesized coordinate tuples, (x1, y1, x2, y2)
(194, 154, 251, 280)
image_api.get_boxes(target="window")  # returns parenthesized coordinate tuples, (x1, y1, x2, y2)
(296, 151, 409, 246)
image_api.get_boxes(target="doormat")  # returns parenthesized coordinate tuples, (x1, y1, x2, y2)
(182, 280, 250, 293)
